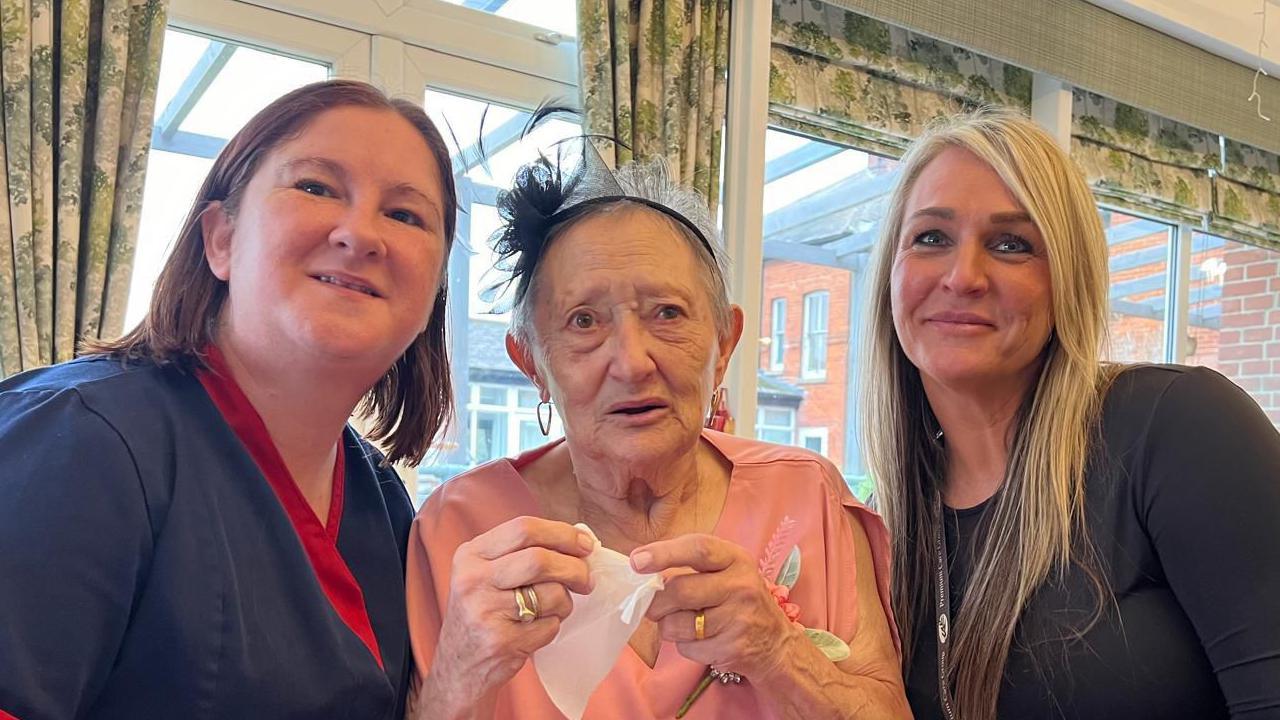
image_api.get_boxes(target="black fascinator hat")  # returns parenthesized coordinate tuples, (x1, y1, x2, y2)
(477, 104, 721, 315)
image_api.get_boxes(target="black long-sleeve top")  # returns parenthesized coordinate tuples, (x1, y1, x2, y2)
(906, 365, 1280, 719)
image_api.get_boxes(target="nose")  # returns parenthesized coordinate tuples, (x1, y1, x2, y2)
(329, 202, 386, 258)
(606, 315, 658, 383)
(940, 237, 990, 296)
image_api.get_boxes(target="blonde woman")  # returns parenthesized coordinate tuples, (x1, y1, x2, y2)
(861, 107, 1280, 719)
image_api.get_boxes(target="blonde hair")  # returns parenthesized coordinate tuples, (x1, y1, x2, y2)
(859, 107, 1119, 719)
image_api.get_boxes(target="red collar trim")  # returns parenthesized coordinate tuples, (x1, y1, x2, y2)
(196, 345, 383, 670)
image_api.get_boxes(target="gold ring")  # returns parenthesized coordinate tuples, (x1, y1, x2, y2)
(694, 610, 706, 641)
(514, 587, 536, 623)
(522, 585, 540, 618)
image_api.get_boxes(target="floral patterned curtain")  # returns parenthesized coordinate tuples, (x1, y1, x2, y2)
(1072, 92, 1280, 251)
(769, 1, 1032, 159)
(0, 0, 168, 378)
(577, 0, 729, 211)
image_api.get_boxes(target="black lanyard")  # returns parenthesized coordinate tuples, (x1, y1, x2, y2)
(933, 495, 959, 720)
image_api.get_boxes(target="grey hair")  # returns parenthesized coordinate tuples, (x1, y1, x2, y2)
(508, 156, 731, 351)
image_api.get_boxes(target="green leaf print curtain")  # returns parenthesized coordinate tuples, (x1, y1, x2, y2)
(0, 0, 168, 377)
(577, 0, 730, 212)
(769, 0, 1280, 251)
(769, 0, 1032, 158)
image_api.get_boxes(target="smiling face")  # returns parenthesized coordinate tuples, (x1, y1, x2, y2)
(202, 105, 448, 376)
(513, 205, 740, 485)
(890, 146, 1054, 395)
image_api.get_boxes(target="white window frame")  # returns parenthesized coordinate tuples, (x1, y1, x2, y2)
(169, 0, 371, 77)
(755, 406, 796, 446)
(468, 384, 555, 461)
(769, 297, 786, 371)
(801, 291, 829, 380)
(798, 427, 829, 456)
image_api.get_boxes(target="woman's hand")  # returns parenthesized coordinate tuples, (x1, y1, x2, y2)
(424, 516, 595, 717)
(631, 534, 803, 683)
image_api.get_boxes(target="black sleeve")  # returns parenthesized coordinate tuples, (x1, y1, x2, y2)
(1140, 367, 1280, 718)
(0, 390, 152, 720)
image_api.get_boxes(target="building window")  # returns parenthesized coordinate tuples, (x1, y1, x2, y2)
(798, 427, 828, 456)
(769, 297, 787, 371)
(468, 383, 560, 464)
(802, 291, 829, 379)
(756, 406, 796, 446)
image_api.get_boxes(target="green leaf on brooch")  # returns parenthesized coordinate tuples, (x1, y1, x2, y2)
(775, 545, 802, 589)
(804, 628, 851, 662)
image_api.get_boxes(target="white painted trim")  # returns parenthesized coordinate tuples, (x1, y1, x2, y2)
(169, 0, 371, 79)
(798, 426, 829, 456)
(405, 45, 576, 110)
(1031, 72, 1072, 150)
(1170, 224, 1195, 363)
(233, 0, 578, 86)
(722, 0, 771, 439)
(371, 35, 405, 96)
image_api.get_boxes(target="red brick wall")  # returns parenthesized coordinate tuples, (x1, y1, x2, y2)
(1208, 244, 1280, 426)
(760, 259, 854, 467)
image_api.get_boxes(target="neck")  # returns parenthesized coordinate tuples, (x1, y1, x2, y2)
(215, 332, 371, 494)
(549, 440, 716, 553)
(924, 374, 1034, 509)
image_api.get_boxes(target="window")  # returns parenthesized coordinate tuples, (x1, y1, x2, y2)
(756, 406, 796, 445)
(414, 91, 579, 499)
(769, 298, 786, 371)
(1186, 233, 1280, 428)
(798, 427, 829, 456)
(467, 383, 561, 464)
(758, 128, 898, 490)
(1099, 208, 1172, 363)
(437, 0, 577, 37)
(802, 291, 830, 379)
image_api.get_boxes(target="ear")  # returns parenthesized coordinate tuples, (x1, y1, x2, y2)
(712, 304, 746, 387)
(201, 201, 234, 281)
(505, 333, 547, 399)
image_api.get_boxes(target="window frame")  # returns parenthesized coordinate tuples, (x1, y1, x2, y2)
(769, 297, 786, 371)
(798, 427, 829, 456)
(755, 405, 797, 446)
(801, 290, 830, 380)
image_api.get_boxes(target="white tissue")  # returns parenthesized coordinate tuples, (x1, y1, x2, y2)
(532, 524, 665, 720)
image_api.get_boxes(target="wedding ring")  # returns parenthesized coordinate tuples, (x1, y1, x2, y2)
(514, 587, 537, 623)
(694, 610, 706, 641)
(522, 585, 540, 618)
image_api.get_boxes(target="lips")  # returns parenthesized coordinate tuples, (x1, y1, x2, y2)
(312, 273, 382, 298)
(607, 399, 669, 415)
(927, 311, 994, 326)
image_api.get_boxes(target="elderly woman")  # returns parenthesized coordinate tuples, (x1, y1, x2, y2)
(406, 149, 908, 718)
(861, 107, 1280, 719)
(0, 80, 454, 718)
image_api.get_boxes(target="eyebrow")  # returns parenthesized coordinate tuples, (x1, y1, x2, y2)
(907, 207, 1033, 224)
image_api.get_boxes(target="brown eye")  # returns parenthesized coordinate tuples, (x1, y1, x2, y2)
(572, 312, 594, 329)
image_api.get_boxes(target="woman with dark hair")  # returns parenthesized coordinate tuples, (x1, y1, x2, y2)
(0, 79, 456, 719)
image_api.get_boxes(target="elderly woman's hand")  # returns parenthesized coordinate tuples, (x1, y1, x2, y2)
(632, 534, 802, 682)
(425, 516, 595, 716)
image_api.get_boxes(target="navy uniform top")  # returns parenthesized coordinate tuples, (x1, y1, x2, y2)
(0, 352, 415, 720)
(905, 366, 1280, 719)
